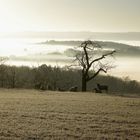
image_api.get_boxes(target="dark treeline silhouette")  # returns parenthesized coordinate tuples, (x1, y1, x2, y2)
(0, 64, 140, 94)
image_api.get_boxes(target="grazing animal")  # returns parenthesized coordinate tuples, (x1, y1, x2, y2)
(97, 83, 108, 92)
(94, 88, 102, 93)
(69, 86, 78, 92)
(58, 87, 66, 92)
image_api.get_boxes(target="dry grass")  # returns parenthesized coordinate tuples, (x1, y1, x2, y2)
(0, 89, 139, 140)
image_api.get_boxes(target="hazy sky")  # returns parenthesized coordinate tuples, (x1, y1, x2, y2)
(0, 0, 140, 32)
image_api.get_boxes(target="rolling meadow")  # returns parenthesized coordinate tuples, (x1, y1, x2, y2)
(0, 89, 139, 139)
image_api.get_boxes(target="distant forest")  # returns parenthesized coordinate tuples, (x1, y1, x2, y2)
(0, 64, 140, 94)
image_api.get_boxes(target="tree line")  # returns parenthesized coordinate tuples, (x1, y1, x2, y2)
(0, 64, 139, 94)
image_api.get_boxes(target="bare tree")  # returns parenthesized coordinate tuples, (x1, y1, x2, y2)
(73, 40, 116, 91)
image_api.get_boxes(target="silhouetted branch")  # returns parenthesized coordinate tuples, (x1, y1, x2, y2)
(88, 50, 116, 68)
(87, 68, 107, 81)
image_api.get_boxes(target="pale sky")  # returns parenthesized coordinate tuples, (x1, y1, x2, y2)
(0, 0, 140, 32)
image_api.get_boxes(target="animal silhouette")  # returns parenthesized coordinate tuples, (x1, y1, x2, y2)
(69, 86, 78, 92)
(94, 88, 102, 93)
(97, 83, 108, 92)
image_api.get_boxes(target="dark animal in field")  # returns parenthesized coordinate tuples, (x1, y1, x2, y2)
(94, 88, 102, 93)
(69, 86, 78, 92)
(58, 87, 66, 92)
(97, 83, 108, 92)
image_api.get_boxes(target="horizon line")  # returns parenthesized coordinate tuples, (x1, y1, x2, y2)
(1, 31, 140, 34)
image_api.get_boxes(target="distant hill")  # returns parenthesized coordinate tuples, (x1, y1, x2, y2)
(39, 40, 140, 57)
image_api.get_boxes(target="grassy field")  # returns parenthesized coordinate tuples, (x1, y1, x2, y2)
(0, 89, 139, 140)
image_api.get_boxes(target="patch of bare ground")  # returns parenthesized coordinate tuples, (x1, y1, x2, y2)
(0, 89, 139, 139)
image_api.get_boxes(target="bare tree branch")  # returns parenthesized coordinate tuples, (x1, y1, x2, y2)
(83, 45, 90, 67)
(88, 50, 116, 69)
(87, 68, 107, 81)
(76, 53, 86, 68)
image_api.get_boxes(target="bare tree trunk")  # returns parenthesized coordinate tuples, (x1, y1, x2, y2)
(82, 72, 87, 92)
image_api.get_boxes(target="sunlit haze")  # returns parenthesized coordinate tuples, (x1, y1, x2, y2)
(0, 0, 140, 33)
(0, 0, 140, 81)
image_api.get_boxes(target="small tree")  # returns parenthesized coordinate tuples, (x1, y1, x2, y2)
(74, 40, 116, 91)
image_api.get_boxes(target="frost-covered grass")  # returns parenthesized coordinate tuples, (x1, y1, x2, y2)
(0, 89, 139, 139)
